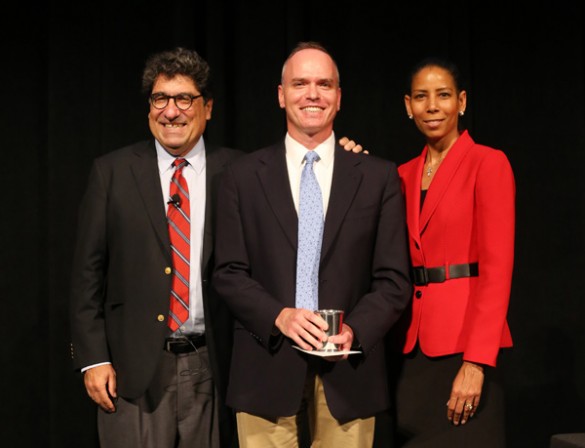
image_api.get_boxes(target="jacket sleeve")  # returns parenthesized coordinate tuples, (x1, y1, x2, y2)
(463, 149, 515, 366)
(69, 159, 111, 371)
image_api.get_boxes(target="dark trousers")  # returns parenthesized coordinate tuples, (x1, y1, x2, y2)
(376, 347, 505, 448)
(98, 347, 220, 448)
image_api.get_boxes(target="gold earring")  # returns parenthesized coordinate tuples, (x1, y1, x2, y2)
(408, 115, 413, 120)
(459, 111, 465, 117)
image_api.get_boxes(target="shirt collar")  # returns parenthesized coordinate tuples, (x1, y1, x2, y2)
(285, 132, 335, 168)
(155, 137, 206, 175)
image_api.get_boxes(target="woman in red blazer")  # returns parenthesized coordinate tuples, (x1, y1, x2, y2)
(392, 57, 515, 447)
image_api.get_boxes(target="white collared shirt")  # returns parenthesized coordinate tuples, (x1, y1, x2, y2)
(285, 132, 335, 216)
(156, 138, 206, 335)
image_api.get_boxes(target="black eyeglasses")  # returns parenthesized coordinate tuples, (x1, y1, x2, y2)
(150, 93, 203, 111)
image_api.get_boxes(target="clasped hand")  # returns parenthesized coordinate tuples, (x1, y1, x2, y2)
(275, 308, 354, 360)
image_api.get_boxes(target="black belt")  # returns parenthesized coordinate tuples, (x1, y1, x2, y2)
(164, 334, 206, 354)
(412, 263, 478, 286)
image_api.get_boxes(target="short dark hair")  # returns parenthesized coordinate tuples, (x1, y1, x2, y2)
(407, 56, 463, 94)
(142, 47, 212, 101)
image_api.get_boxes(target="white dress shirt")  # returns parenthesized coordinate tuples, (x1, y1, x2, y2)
(285, 132, 335, 216)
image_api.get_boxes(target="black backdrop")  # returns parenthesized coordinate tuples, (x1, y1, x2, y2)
(2, 1, 584, 447)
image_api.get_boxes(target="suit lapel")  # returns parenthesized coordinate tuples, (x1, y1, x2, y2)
(130, 141, 171, 262)
(321, 147, 362, 260)
(255, 143, 363, 256)
(404, 152, 425, 248)
(202, 145, 229, 274)
(257, 143, 298, 249)
(420, 131, 474, 233)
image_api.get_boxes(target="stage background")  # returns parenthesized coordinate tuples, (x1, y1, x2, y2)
(1, 1, 583, 447)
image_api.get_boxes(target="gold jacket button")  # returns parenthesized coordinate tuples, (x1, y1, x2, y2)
(157, 314, 165, 322)
(164, 267, 172, 275)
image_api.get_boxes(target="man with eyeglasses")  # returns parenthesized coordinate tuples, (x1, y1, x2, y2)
(69, 47, 363, 448)
(69, 47, 241, 448)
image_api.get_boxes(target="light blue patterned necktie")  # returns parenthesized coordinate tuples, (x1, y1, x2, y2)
(295, 151, 324, 310)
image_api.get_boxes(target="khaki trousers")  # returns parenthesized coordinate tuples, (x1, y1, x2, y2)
(236, 373, 374, 448)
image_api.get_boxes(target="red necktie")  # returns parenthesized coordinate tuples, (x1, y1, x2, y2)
(167, 158, 190, 332)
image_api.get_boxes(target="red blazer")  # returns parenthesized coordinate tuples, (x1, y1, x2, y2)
(397, 131, 514, 367)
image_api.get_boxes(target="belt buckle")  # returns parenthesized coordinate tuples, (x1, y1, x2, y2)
(164, 339, 176, 352)
(413, 267, 429, 286)
(165, 337, 189, 353)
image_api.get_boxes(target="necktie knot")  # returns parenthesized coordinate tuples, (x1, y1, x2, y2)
(304, 151, 320, 166)
(173, 158, 188, 171)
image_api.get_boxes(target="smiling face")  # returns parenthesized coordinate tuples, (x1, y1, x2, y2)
(148, 74, 213, 157)
(278, 48, 341, 148)
(404, 65, 466, 145)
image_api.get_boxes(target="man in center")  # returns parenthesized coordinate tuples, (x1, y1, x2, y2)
(213, 41, 412, 447)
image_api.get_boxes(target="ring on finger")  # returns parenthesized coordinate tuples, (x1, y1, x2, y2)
(464, 403, 474, 411)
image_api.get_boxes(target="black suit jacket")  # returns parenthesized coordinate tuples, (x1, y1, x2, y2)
(69, 139, 241, 406)
(213, 141, 412, 422)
